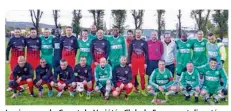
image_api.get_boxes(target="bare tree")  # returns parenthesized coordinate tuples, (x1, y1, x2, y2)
(53, 10, 60, 29)
(157, 10, 165, 40)
(72, 10, 82, 36)
(89, 10, 104, 29)
(177, 10, 182, 38)
(191, 10, 210, 34)
(29, 9, 43, 35)
(131, 10, 144, 29)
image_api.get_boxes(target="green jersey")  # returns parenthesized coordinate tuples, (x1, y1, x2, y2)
(107, 36, 127, 67)
(95, 64, 112, 87)
(88, 33, 97, 40)
(180, 69, 200, 89)
(176, 39, 193, 66)
(192, 38, 208, 67)
(149, 68, 174, 90)
(77, 38, 93, 65)
(40, 35, 53, 65)
(198, 64, 227, 89)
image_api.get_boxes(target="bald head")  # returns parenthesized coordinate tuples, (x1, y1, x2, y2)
(18, 56, 26, 67)
(97, 29, 104, 39)
(100, 57, 107, 67)
(186, 62, 194, 73)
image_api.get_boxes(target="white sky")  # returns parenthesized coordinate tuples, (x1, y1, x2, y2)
(5, 10, 211, 29)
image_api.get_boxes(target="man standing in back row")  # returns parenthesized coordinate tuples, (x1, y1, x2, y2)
(25, 28, 41, 70)
(128, 29, 148, 96)
(146, 31, 163, 80)
(40, 28, 53, 66)
(60, 26, 78, 69)
(107, 26, 127, 68)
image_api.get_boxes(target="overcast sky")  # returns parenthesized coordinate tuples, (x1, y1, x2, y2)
(5, 10, 213, 29)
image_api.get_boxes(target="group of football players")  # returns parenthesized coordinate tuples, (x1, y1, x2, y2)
(6, 24, 228, 104)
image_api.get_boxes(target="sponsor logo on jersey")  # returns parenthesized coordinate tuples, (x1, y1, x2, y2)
(205, 76, 219, 81)
(156, 80, 168, 84)
(42, 45, 52, 49)
(54, 43, 60, 49)
(208, 51, 218, 57)
(111, 45, 122, 49)
(179, 49, 190, 53)
(194, 47, 205, 52)
(80, 48, 90, 52)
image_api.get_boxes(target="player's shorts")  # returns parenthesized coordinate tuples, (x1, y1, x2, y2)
(146, 60, 159, 76)
(176, 63, 186, 75)
(202, 86, 223, 94)
(27, 56, 40, 70)
(96, 79, 112, 89)
(109, 60, 120, 69)
(131, 57, 145, 76)
(62, 50, 76, 69)
(112, 82, 132, 91)
(152, 84, 173, 92)
(41, 54, 53, 66)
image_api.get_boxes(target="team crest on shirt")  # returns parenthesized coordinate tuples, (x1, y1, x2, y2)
(49, 40, 52, 43)
(22, 40, 24, 43)
(66, 72, 69, 75)
(78, 70, 80, 73)
(86, 43, 89, 46)
(215, 71, 219, 75)
(141, 43, 144, 46)
(71, 40, 73, 43)
(186, 44, 190, 47)
(37, 40, 39, 43)
(24, 68, 27, 72)
(125, 71, 128, 74)
(201, 42, 205, 46)
(102, 42, 105, 46)
(206, 71, 209, 75)
(192, 76, 195, 79)
(85, 69, 88, 73)
(164, 75, 167, 78)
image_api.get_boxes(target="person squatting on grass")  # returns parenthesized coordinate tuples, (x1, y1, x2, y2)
(94, 57, 112, 100)
(74, 56, 93, 99)
(51, 59, 76, 97)
(112, 56, 133, 100)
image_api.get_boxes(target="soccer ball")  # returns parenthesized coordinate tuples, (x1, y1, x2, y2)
(76, 82, 84, 92)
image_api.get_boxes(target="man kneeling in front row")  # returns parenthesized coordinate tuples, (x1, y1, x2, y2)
(74, 56, 93, 99)
(180, 62, 200, 102)
(147, 60, 176, 103)
(51, 59, 76, 97)
(112, 56, 133, 100)
(10, 56, 34, 98)
(95, 57, 113, 100)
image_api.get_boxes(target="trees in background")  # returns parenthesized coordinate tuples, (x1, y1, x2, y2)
(72, 10, 82, 36)
(29, 9, 43, 35)
(157, 10, 165, 39)
(111, 10, 126, 34)
(89, 10, 104, 30)
(212, 10, 228, 40)
(131, 10, 144, 30)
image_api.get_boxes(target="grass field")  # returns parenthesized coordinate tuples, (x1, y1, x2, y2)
(5, 48, 228, 105)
